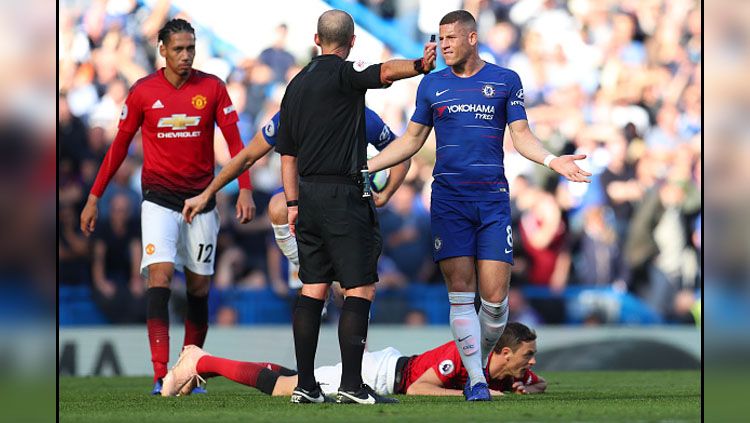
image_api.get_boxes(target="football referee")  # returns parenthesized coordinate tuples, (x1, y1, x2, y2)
(275, 9, 436, 405)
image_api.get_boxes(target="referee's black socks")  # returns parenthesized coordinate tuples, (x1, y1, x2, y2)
(338, 296, 372, 392)
(292, 295, 325, 391)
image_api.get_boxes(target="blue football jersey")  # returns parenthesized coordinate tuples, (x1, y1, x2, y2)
(263, 106, 396, 151)
(411, 63, 527, 200)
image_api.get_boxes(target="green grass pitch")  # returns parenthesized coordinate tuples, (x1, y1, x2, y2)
(59, 371, 700, 422)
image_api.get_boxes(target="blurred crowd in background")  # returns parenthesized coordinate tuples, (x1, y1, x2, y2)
(58, 0, 701, 326)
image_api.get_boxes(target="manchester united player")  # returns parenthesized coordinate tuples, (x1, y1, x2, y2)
(79, 19, 256, 395)
(160, 322, 545, 397)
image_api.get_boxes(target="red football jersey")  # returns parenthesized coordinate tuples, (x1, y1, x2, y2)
(401, 341, 539, 393)
(116, 68, 240, 210)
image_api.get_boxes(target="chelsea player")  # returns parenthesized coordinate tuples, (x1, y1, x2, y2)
(368, 10, 590, 401)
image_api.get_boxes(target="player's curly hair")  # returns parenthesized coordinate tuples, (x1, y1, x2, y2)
(158, 18, 195, 45)
(494, 322, 537, 353)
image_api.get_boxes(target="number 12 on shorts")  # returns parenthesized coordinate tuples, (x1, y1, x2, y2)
(197, 243, 213, 263)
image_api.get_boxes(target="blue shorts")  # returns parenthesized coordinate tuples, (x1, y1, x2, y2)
(430, 197, 514, 264)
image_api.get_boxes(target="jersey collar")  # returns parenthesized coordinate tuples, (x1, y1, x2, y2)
(158, 67, 195, 90)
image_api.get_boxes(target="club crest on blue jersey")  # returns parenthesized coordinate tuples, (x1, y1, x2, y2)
(481, 84, 496, 98)
(264, 120, 275, 137)
(434, 236, 442, 251)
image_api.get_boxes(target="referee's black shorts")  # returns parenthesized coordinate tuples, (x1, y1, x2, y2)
(297, 179, 382, 288)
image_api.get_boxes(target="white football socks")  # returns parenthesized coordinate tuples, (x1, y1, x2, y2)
(479, 297, 509, 369)
(272, 224, 299, 266)
(448, 292, 485, 386)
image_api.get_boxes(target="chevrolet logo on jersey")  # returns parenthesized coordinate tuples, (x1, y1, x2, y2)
(157, 114, 201, 130)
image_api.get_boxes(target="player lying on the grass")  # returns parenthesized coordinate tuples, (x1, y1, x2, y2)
(161, 322, 546, 397)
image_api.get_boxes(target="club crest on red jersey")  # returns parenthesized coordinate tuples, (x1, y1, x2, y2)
(192, 94, 207, 110)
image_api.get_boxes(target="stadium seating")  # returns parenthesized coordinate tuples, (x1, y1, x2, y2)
(58, 285, 109, 325)
(58, 283, 665, 326)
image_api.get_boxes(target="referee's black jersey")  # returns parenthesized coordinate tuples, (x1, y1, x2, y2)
(275, 54, 385, 177)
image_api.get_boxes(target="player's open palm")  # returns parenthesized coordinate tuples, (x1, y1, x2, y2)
(80, 200, 98, 236)
(549, 154, 592, 183)
(183, 194, 209, 224)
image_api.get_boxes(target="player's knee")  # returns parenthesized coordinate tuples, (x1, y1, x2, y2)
(481, 285, 508, 303)
(186, 275, 211, 296)
(186, 284, 210, 297)
(482, 292, 505, 303)
(147, 267, 173, 288)
(268, 193, 288, 225)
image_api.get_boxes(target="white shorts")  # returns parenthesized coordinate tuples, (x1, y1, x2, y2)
(314, 347, 403, 396)
(140, 201, 220, 277)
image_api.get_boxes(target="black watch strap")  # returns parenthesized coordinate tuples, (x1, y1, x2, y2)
(286, 200, 299, 207)
(413, 58, 428, 75)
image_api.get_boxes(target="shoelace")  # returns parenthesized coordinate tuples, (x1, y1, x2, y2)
(176, 374, 207, 397)
(193, 374, 207, 388)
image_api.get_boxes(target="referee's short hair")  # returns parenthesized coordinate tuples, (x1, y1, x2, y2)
(317, 10, 355, 48)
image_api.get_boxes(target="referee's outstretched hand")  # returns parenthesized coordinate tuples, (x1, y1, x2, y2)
(183, 193, 209, 224)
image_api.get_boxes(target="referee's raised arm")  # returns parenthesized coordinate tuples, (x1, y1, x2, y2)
(379, 41, 437, 85)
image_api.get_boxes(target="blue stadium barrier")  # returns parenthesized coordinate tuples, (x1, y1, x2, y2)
(226, 288, 293, 325)
(58, 285, 109, 325)
(521, 285, 663, 324)
(405, 283, 449, 325)
(58, 283, 663, 326)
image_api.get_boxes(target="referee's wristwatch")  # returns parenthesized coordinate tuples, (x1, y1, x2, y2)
(413, 58, 430, 75)
(286, 200, 299, 207)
